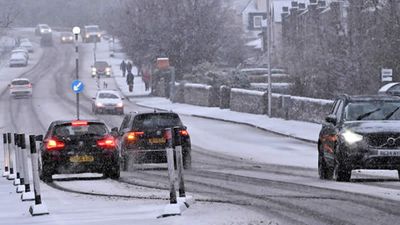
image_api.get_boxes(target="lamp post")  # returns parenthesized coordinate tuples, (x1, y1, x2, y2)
(266, 0, 272, 117)
(72, 26, 81, 120)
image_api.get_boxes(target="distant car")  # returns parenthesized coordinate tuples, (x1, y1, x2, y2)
(60, 32, 74, 43)
(115, 111, 192, 170)
(9, 53, 28, 67)
(11, 48, 29, 60)
(9, 78, 32, 97)
(91, 61, 112, 77)
(38, 120, 120, 182)
(92, 90, 124, 115)
(318, 95, 400, 182)
(35, 24, 52, 36)
(19, 38, 30, 44)
(19, 41, 34, 53)
(82, 25, 101, 43)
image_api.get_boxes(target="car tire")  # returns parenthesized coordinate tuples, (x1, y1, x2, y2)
(318, 153, 332, 180)
(333, 159, 351, 182)
(105, 164, 120, 180)
(39, 161, 53, 183)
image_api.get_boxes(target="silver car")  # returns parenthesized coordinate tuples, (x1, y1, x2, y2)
(9, 78, 33, 97)
(9, 53, 28, 67)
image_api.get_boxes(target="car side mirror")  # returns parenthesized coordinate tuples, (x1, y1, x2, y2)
(35, 135, 44, 141)
(325, 115, 337, 125)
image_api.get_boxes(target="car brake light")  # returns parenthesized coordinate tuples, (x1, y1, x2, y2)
(45, 137, 65, 151)
(97, 135, 116, 149)
(28, 83, 32, 88)
(72, 120, 88, 126)
(127, 131, 144, 142)
(179, 130, 189, 136)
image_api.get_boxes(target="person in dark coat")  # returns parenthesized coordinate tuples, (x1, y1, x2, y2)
(126, 71, 134, 92)
(120, 60, 127, 77)
(126, 61, 133, 74)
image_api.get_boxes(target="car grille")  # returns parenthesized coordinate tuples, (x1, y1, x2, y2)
(366, 133, 400, 149)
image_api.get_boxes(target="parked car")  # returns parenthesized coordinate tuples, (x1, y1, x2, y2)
(60, 32, 74, 43)
(318, 95, 400, 182)
(19, 41, 34, 53)
(38, 120, 120, 182)
(92, 89, 124, 115)
(11, 48, 29, 60)
(9, 52, 28, 67)
(82, 25, 101, 43)
(91, 61, 112, 77)
(115, 111, 192, 170)
(9, 78, 32, 97)
(35, 24, 52, 36)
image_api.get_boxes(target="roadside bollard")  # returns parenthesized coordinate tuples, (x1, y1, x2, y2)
(2, 133, 9, 177)
(173, 127, 194, 208)
(29, 135, 49, 216)
(13, 133, 22, 186)
(7, 133, 15, 180)
(16, 134, 26, 193)
(158, 128, 186, 218)
(21, 134, 34, 201)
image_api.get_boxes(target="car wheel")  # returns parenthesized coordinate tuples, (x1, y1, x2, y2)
(183, 151, 192, 170)
(39, 161, 53, 183)
(105, 164, 120, 180)
(333, 159, 351, 182)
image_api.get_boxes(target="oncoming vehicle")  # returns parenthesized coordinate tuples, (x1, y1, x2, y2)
(91, 61, 112, 77)
(60, 32, 74, 43)
(92, 90, 124, 115)
(38, 120, 120, 182)
(35, 24, 52, 36)
(82, 25, 101, 43)
(319, 95, 400, 182)
(115, 112, 192, 170)
(9, 78, 32, 98)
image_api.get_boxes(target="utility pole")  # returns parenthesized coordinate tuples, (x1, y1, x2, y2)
(267, 0, 272, 117)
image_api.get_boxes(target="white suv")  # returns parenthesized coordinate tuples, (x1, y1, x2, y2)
(9, 78, 33, 98)
(92, 90, 124, 115)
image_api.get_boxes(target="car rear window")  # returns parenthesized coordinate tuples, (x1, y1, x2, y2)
(132, 114, 182, 129)
(53, 123, 108, 137)
(12, 80, 30, 85)
(99, 93, 119, 99)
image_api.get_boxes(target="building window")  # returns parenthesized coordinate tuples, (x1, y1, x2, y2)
(253, 16, 263, 28)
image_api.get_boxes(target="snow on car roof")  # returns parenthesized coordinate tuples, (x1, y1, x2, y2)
(11, 78, 30, 82)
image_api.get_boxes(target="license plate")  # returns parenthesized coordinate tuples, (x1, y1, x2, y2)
(378, 150, 400, 157)
(69, 155, 94, 163)
(149, 138, 166, 144)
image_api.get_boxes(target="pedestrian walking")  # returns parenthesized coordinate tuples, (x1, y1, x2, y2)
(126, 61, 133, 75)
(126, 71, 134, 92)
(120, 60, 127, 77)
(142, 67, 151, 91)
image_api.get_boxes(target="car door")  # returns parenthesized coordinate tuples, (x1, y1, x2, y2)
(320, 99, 343, 162)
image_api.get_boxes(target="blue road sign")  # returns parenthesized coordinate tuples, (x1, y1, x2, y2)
(71, 80, 84, 93)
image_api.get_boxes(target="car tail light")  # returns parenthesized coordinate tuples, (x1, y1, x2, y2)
(72, 120, 88, 126)
(97, 135, 116, 149)
(126, 131, 144, 142)
(28, 83, 32, 88)
(179, 130, 189, 136)
(45, 137, 65, 151)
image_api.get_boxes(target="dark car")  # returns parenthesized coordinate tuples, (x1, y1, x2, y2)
(60, 32, 74, 43)
(91, 61, 112, 77)
(318, 95, 400, 182)
(39, 120, 120, 182)
(115, 112, 192, 170)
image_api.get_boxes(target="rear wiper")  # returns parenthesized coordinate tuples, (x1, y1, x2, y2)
(384, 106, 400, 120)
(356, 108, 381, 120)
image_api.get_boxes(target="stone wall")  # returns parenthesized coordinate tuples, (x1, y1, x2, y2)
(230, 88, 267, 114)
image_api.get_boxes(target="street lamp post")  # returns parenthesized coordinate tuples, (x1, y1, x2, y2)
(72, 26, 81, 120)
(266, 0, 272, 117)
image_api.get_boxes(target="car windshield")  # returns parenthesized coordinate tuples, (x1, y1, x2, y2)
(53, 123, 108, 137)
(99, 93, 119, 99)
(11, 80, 29, 85)
(345, 101, 400, 121)
(132, 114, 182, 129)
(86, 26, 99, 32)
(94, 62, 108, 68)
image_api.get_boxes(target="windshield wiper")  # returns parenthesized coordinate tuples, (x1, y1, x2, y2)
(356, 108, 381, 120)
(384, 106, 400, 120)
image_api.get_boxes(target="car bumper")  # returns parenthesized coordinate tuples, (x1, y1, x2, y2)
(95, 106, 123, 113)
(10, 90, 32, 96)
(42, 151, 119, 174)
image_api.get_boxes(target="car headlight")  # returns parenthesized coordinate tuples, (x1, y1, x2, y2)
(62, 37, 66, 41)
(116, 102, 123, 107)
(342, 130, 363, 145)
(106, 67, 111, 72)
(48, 28, 52, 32)
(92, 68, 97, 72)
(69, 37, 73, 40)
(96, 102, 103, 107)
(97, 34, 101, 37)
(40, 29, 45, 32)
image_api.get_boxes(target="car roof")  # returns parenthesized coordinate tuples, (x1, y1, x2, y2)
(130, 111, 179, 117)
(12, 78, 30, 82)
(341, 95, 400, 102)
(38, 24, 49, 27)
(97, 89, 120, 94)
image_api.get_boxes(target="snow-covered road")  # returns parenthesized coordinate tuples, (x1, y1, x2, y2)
(1, 29, 400, 225)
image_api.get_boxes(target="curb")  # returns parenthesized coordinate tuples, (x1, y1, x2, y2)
(135, 102, 318, 145)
